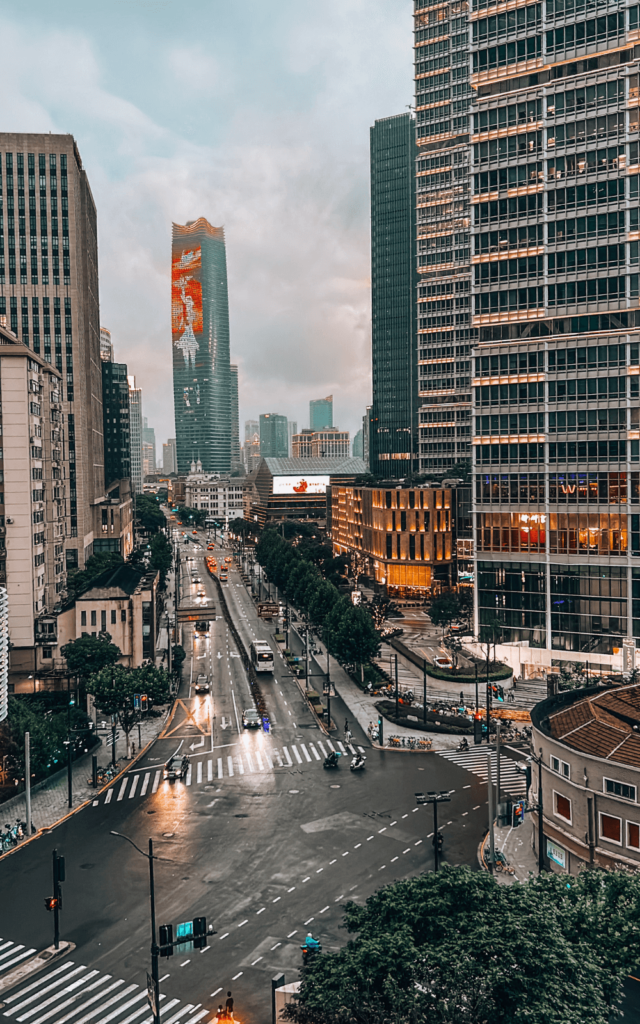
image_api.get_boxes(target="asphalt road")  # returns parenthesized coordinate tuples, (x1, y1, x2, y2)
(0, 532, 518, 1024)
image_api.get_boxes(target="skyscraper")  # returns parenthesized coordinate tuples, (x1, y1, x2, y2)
(163, 438, 177, 475)
(128, 375, 143, 495)
(352, 428, 363, 459)
(171, 218, 231, 474)
(470, 1, 640, 679)
(102, 361, 131, 488)
(259, 413, 288, 458)
(0, 134, 105, 565)
(370, 114, 417, 477)
(310, 395, 333, 430)
(414, 3, 474, 473)
(142, 416, 156, 473)
(229, 364, 242, 473)
(288, 420, 297, 457)
(244, 419, 259, 441)
(100, 327, 113, 363)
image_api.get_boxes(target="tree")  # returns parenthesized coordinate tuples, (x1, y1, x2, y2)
(149, 532, 173, 589)
(135, 494, 166, 533)
(175, 505, 206, 528)
(171, 644, 186, 676)
(367, 593, 399, 631)
(61, 632, 122, 677)
(479, 616, 503, 667)
(85, 664, 171, 757)
(0, 697, 91, 784)
(428, 592, 460, 635)
(326, 602, 380, 682)
(65, 551, 124, 602)
(285, 865, 640, 1024)
(308, 581, 340, 629)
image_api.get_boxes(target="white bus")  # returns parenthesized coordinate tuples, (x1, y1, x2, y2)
(250, 640, 274, 673)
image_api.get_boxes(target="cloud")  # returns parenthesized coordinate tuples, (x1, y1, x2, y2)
(0, 0, 413, 445)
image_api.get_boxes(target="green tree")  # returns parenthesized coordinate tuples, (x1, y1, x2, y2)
(65, 551, 124, 602)
(308, 581, 340, 629)
(149, 531, 173, 589)
(171, 644, 186, 676)
(0, 697, 91, 783)
(428, 592, 460, 635)
(175, 505, 206, 528)
(286, 866, 640, 1024)
(327, 602, 380, 682)
(135, 494, 166, 533)
(85, 664, 171, 757)
(61, 632, 122, 677)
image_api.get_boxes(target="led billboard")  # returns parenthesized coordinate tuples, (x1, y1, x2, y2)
(172, 246, 202, 367)
(272, 475, 330, 495)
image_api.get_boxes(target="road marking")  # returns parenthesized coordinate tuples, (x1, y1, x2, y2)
(251, 958, 263, 966)
(342, 852, 348, 857)
(117, 778, 128, 801)
(196, 762, 203, 784)
(287, 931, 297, 938)
(218, 758, 223, 779)
(319, 906, 329, 914)
(463, 785, 471, 789)
(334, 894, 344, 901)
(378, 828, 387, 833)
(255, 750, 264, 771)
(316, 868, 323, 873)
(389, 821, 397, 826)
(329, 859, 336, 865)
(227, 756, 234, 777)
(105, 789, 113, 804)
(207, 760, 213, 782)
(256, 908, 265, 915)
(415, 840, 423, 845)
(403, 848, 410, 854)
(317, 741, 327, 757)
(265, 751, 273, 769)
(232, 972, 243, 980)
(367, 836, 374, 841)
(219, 933, 229, 940)
(412, 807, 419, 812)
(288, 886, 296, 892)
(391, 856, 398, 862)
(473, 805, 480, 810)
(300, 744, 312, 763)
(282, 747, 293, 766)
(304, 918, 314, 926)
(302, 876, 310, 882)
(337, 741, 346, 752)
(273, 897, 281, 903)
(291, 745, 303, 764)
(245, 752, 255, 773)
(402, 813, 408, 818)
(236, 756, 245, 775)
(180, 960, 191, 967)
(238, 920, 248, 927)
(309, 744, 321, 760)
(152, 770, 161, 793)
(378, 865, 386, 870)
(128, 774, 139, 799)
(462, 811, 468, 816)
(140, 773, 150, 797)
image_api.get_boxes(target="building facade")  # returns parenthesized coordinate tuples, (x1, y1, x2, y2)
(229, 364, 242, 473)
(370, 114, 418, 477)
(329, 485, 455, 595)
(0, 134, 105, 566)
(244, 431, 261, 473)
(245, 456, 367, 529)
(171, 218, 232, 475)
(310, 396, 333, 430)
(291, 428, 351, 458)
(100, 327, 113, 363)
(259, 413, 288, 458)
(162, 438, 177, 475)
(183, 460, 244, 525)
(102, 361, 130, 488)
(0, 587, 7, 721)
(128, 375, 143, 495)
(142, 417, 156, 474)
(353, 428, 364, 458)
(470, 7, 640, 677)
(288, 420, 297, 457)
(414, 4, 474, 474)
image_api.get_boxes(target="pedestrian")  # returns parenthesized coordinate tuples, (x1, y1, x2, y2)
(344, 718, 349, 735)
(345, 729, 352, 745)
(225, 992, 234, 1019)
(459, 691, 464, 705)
(215, 1006, 226, 1022)
(367, 721, 373, 737)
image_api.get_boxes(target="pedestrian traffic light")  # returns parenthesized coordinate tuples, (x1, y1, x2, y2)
(44, 896, 60, 911)
(140, 694, 149, 711)
(133, 694, 141, 710)
(193, 917, 207, 949)
(68, 691, 76, 706)
(512, 800, 526, 827)
(497, 686, 504, 701)
(159, 923, 174, 957)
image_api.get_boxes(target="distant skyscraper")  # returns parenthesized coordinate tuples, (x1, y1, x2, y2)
(352, 428, 363, 459)
(245, 419, 259, 442)
(142, 416, 156, 473)
(259, 414, 288, 458)
(171, 218, 231, 474)
(310, 396, 333, 430)
(229, 364, 242, 472)
(288, 420, 297, 457)
(128, 375, 143, 494)
(163, 438, 177, 475)
(102, 362, 130, 488)
(370, 114, 417, 478)
(100, 327, 113, 363)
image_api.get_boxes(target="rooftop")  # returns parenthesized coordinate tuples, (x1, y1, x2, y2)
(538, 684, 640, 768)
(261, 457, 367, 475)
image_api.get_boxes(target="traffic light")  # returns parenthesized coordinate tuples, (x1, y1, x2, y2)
(68, 691, 76, 706)
(159, 923, 174, 957)
(193, 917, 207, 949)
(512, 800, 526, 827)
(44, 896, 60, 911)
(140, 694, 149, 712)
(133, 694, 141, 710)
(497, 686, 504, 701)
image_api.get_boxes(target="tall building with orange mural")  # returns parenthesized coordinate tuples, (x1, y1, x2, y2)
(171, 218, 232, 474)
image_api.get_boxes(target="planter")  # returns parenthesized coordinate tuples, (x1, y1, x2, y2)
(425, 665, 513, 687)
(375, 700, 474, 735)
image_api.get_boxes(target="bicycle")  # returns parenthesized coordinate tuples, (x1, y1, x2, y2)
(388, 736, 401, 748)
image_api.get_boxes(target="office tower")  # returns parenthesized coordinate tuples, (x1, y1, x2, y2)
(102, 362, 130, 488)
(100, 327, 113, 363)
(470, 6, 640, 678)
(0, 134, 105, 565)
(0, 323, 71, 675)
(370, 114, 418, 478)
(363, 406, 372, 469)
(245, 419, 259, 442)
(142, 416, 156, 473)
(128, 375, 143, 494)
(244, 432, 261, 473)
(414, 4, 474, 473)
(310, 395, 333, 430)
(259, 413, 288, 458)
(163, 438, 177, 475)
(352, 428, 364, 459)
(171, 218, 231, 474)
(288, 420, 297, 457)
(229, 364, 242, 472)
(0, 587, 7, 722)
(292, 428, 351, 458)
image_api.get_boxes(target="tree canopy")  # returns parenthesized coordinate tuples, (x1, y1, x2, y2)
(286, 865, 640, 1024)
(148, 531, 173, 588)
(428, 592, 462, 632)
(85, 664, 171, 756)
(135, 494, 166, 533)
(61, 631, 122, 676)
(65, 551, 124, 603)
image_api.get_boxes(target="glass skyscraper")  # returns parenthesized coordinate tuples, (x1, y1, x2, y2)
(310, 395, 333, 430)
(370, 113, 418, 477)
(259, 413, 289, 458)
(471, 0, 640, 675)
(172, 218, 231, 474)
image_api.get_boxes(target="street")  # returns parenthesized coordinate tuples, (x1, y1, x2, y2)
(0, 532, 529, 1023)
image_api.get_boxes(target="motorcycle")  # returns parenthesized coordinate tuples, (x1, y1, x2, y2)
(457, 739, 469, 752)
(350, 755, 366, 772)
(301, 939, 322, 964)
(323, 751, 342, 770)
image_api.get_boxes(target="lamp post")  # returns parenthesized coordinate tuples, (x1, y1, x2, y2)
(111, 832, 160, 1024)
(415, 791, 452, 871)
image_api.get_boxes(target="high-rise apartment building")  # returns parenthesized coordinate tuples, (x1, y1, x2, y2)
(0, 134, 105, 565)
(414, 3, 474, 472)
(470, 5, 640, 677)
(259, 413, 288, 458)
(370, 114, 418, 477)
(142, 417, 156, 474)
(229, 364, 242, 473)
(310, 395, 333, 430)
(100, 327, 113, 363)
(171, 218, 232, 474)
(102, 361, 130, 488)
(128, 375, 143, 495)
(163, 438, 177, 475)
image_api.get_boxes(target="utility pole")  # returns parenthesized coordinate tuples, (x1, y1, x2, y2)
(51, 849, 65, 949)
(487, 751, 495, 872)
(422, 661, 427, 725)
(325, 646, 331, 730)
(305, 627, 310, 692)
(416, 791, 451, 871)
(496, 719, 501, 813)
(395, 654, 399, 722)
(537, 749, 544, 873)
(25, 731, 32, 836)
(111, 832, 160, 1024)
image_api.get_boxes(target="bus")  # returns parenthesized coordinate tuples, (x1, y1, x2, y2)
(250, 641, 274, 673)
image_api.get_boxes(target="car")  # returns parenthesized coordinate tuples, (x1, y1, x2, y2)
(195, 620, 209, 636)
(433, 656, 454, 670)
(197, 590, 206, 599)
(242, 708, 262, 728)
(163, 754, 189, 780)
(207, 544, 214, 550)
(225, 556, 232, 564)
(195, 675, 210, 693)
(192, 529, 198, 534)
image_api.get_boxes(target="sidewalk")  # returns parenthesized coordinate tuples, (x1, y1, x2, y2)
(481, 817, 538, 884)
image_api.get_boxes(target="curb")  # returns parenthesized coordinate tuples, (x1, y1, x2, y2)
(0, 941, 76, 1003)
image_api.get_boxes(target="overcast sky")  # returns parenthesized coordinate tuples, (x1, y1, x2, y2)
(0, 0, 413, 449)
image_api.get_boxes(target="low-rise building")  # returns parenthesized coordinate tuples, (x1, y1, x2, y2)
(328, 485, 454, 597)
(531, 684, 640, 873)
(92, 478, 134, 559)
(184, 460, 244, 525)
(292, 428, 350, 459)
(245, 456, 367, 529)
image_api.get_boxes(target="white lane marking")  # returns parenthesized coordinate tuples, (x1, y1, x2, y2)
(236, 756, 245, 775)
(348, 745, 356, 755)
(300, 744, 312, 763)
(291, 745, 303, 764)
(274, 750, 283, 766)
(117, 778, 128, 801)
(337, 741, 346, 753)
(326, 739, 335, 751)
(186, 767, 192, 786)
(309, 744, 320, 761)
(256, 908, 265, 915)
(264, 750, 273, 769)
(6, 963, 90, 1013)
(255, 750, 264, 771)
(245, 752, 255, 773)
(317, 741, 327, 757)
(140, 773, 150, 797)
(128, 775, 139, 800)
(196, 761, 203, 784)
(207, 760, 213, 782)
(152, 770, 161, 793)
(105, 789, 113, 804)
(218, 758, 223, 779)
(282, 747, 293, 766)
(65, 981, 133, 1024)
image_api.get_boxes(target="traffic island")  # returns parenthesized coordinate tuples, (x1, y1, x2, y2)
(375, 700, 473, 735)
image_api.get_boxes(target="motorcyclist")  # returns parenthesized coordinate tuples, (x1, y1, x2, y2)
(458, 737, 469, 751)
(304, 932, 320, 952)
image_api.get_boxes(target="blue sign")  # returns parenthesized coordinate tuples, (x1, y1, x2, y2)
(512, 799, 526, 827)
(262, 718, 270, 733)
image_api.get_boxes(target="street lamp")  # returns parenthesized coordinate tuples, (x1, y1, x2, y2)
(416, 791, 452, 871)
(111, 831, 160, 1024)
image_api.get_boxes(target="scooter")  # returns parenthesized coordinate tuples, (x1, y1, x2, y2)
(457, 739, 469, 752)
(350, 755, 366, 771)
(323, 751, 342, 769)
(301, 940, 322, 964)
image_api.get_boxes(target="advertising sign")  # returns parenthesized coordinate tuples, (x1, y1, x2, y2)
(272, 475, 330, 495)
(546, 839, 566, 868)
(172, 246, 202, 370)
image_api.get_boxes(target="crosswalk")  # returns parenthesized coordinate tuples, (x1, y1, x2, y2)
(437, 747, 527, 796)
(97, 739, 364, 806)
(0, 948, 213, 1024)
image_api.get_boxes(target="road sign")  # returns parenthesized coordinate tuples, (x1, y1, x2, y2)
(147, 973, 158, 1014)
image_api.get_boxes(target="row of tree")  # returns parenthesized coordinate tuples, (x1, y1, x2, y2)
(256, 530, 380, 678)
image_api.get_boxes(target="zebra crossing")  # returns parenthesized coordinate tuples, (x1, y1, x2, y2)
(97, 739, 364, 806)
(0, 949, 213, 1024)
(437, 747, 527, 796)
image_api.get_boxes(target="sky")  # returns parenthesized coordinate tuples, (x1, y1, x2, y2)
(0, 0, 413, 450)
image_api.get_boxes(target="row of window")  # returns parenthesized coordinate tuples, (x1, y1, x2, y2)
(475, 277, 637, 312)
(476, 375, 636, 404)
(475, 248, 636, 286)
(549, 112, 626, 146)
(475, 471, 638, 505)
(80, 608, 127, 627)
(548, 81, 625, 116)
(475, 408, 627, 435)
(477, 512, 627, 554)
(473, 5, 542, 43)
(553, 789, 640, 854)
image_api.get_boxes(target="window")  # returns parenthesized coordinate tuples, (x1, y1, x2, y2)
(111, 609, 116, 625)
(80, 611, 86, 627)
(627, 822, 640, 850)
(554, 791, 572, 822)
(604, 778, 636, 802)
(90, 610, 96, 626)
(121, 609, 126, 622)
(550, 755, 570, 779)
(600, 812, 622, 845)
